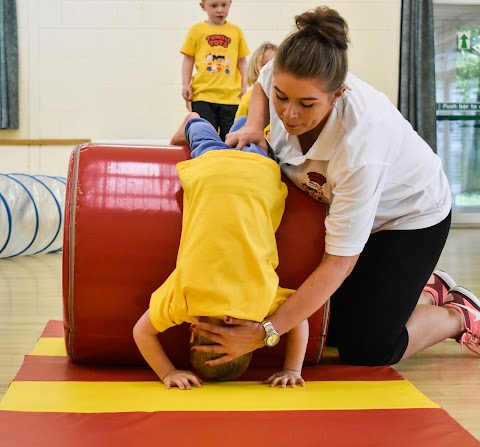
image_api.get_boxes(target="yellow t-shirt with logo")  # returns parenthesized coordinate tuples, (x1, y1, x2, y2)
(149, 151, 293, 333)
(181, 21, 250, 105)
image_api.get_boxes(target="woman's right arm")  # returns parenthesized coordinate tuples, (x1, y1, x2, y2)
(226, 82, 270, 152)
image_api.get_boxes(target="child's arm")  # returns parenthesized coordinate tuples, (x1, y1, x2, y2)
(264, 319, 309, 388)
(133, 310, 202, 390)
(237, 56, 248, 98)
(181, 54, 194, 103)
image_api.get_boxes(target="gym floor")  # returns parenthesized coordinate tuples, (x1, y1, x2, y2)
(0, 227, 479, 440)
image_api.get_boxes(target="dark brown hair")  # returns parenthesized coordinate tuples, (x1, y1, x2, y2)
(190, 335, 253, 381)
(274, 6, 349, 93)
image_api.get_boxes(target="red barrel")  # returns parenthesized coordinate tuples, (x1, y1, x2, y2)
(62, 143, 329, 367)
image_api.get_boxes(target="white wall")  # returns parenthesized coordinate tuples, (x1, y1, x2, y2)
(0, 0, 401, 175)
(0, 144, 73, 177)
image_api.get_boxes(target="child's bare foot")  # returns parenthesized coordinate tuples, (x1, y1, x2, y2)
(170, 112, 200, 146)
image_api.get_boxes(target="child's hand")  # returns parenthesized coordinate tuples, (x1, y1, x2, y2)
(162, 369, 202, 390)
(264, 369, 305, 388)
(182, 86, 192, 102)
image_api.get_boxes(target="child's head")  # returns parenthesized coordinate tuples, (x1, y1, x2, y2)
(247, 42, 278, 86)
(200, 0, 232, 26)
(190, 334, 253, 380)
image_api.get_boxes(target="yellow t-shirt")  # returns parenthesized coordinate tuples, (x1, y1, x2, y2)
(181, 21, 250, 105)
(235, 89, 252, 118)
(149, 151, 293, 333)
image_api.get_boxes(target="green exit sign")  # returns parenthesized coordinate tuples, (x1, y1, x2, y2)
(457, 31, 471, 50)
(436, 103, 480, 111)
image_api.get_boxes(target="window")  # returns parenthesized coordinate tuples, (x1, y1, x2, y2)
(434, 3, 480, 224)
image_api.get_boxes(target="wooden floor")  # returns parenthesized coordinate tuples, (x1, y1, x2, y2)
(0, 228, 479, 440)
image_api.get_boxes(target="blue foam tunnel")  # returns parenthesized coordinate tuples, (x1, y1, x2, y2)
(0, 174, 66, 258)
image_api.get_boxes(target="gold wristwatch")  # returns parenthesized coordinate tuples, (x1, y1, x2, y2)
(261, 319, 280, 347)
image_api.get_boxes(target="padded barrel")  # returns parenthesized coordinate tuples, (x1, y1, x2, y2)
(63, 143, 329, 367)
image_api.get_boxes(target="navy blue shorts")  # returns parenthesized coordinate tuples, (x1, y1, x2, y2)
(191, 101, 238, 142)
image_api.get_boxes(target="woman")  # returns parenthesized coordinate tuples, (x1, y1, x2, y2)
(191, 6, 480, 366)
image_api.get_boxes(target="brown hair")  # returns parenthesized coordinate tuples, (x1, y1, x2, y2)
(247, 41, 278, 86)
(190, 335, 253, 381)
(274, 6, 349, 93)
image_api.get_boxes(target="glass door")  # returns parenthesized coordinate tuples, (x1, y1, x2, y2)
(434, 4, 480, 225)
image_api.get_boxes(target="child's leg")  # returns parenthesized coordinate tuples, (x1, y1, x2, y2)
(170, 112, 229, 158)
(229, 115, 248, 134)
(185, 117, 229, 158)
(170, 112, 199, 146)
(172, 113, 269, 159)
(228, 115, 269, 158)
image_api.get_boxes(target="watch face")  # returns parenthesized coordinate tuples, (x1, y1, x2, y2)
(266, 333, 280, 347)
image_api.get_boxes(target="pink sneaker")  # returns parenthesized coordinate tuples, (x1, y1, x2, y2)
(423, 270, 456, 306)
(444, 286, 480, 355)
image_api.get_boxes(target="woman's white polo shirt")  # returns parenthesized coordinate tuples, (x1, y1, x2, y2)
(258, 61, 451, 257)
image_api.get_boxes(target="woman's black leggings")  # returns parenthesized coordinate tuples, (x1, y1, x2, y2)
(326, 211, 452, 366)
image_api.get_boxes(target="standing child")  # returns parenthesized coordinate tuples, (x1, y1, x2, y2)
(181, 0, 250, 141)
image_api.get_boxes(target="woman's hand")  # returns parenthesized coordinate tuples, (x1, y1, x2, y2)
(190, 316, 265, 366)
(225, 125, 268, 152)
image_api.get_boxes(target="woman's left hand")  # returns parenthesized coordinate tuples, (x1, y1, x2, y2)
(190, 316, 265, 366)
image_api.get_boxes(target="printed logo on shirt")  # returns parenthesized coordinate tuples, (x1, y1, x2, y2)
(206, 35, 231, 48)
(204, 53, 231, 75)
(301, 171, 329, 204)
